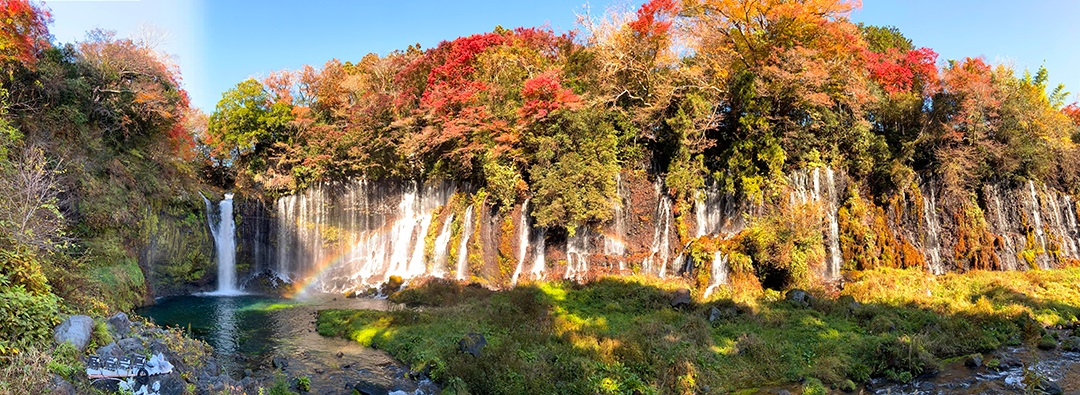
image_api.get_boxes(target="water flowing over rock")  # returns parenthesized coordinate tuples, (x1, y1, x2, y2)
(703, 252, 729, 298)
(530, 227, 547, 280)
(511, 199, 531, 285)
(920, 182, 945, 274)
(272, 180, 456, 293)
(455, 204, 475, 281)
(430, 213, 455, 278)
(603, 173, 629, 270)
(643, 178, 674, 277)
(565, 228, 590, 281)
(788, 168, 844, 279)
(203, 193, 238, 294)
(217, 171, 1080, 294)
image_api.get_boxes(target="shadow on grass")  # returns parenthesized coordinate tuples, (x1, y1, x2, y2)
(316, 270, 1080, 395)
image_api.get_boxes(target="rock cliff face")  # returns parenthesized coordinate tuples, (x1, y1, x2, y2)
(190, 168, 1080, 296)
(139, 196, 216, 298)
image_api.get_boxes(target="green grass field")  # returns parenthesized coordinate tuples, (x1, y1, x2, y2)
(317, 268, 1080, 394)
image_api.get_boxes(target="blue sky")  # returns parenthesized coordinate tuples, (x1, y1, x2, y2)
(47, 0, 1080, 112)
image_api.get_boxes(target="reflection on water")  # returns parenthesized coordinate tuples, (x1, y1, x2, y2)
(136, 294, 394, 376)
(211, 296, 238, 358)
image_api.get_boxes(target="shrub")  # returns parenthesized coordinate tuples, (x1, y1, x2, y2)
(0, 276, 60, 355)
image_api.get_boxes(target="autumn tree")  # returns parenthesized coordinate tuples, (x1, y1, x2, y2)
(682, 0, 874, 198)
(0, 0, 51, 68)
(77, 29, 192, 157)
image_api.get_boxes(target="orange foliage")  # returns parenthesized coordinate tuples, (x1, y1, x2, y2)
(0, 0, 51, 67)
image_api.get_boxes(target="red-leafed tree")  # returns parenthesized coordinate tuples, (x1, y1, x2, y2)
(519, 70, 581, 122)
(867, 47, 939, 96)
(0, 0, 51, 68)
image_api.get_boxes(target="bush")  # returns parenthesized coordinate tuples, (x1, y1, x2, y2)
(0, 277, 60, 355)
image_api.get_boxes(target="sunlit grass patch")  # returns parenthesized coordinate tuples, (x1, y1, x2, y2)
(318, 268, 1080, 394)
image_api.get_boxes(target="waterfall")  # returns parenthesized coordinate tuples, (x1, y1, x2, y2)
(984, 184, 1020, 270)
(565, 228, 589, 280)
(643, 178, 673, 277)
(456, 204, 475, 281)
(788, 168, 842, 279)
(603, 174, 627, 270)
(430, 213, 455, 277)
(1027, 181, 1048, 266)
(272, 180, 455, 293)
(922, 183, 944, 275)
(203, 193, 239, 294)
(511, 199, 530, 285)
(530, 228, 547, 279)
(703, 252, 729, 298)
(1065, 195, 1080, 256)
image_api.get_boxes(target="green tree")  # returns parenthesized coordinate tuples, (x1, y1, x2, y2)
(526, 109, 619, 234)
(207, 79, 293, 170)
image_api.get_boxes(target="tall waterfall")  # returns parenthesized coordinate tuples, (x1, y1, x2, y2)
(455, 204, 475, 281)
(921, 183, 944, 274)
(603, 174, 628, 270)
(203, 193, 239, 294)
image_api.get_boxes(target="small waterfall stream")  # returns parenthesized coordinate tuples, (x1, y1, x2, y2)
(565, 228, 590, 280)
(455, 204, 475, 281)
(430, 213, 455, 277)
(530, 228, 547, 279)
(203, 193, 239, 294)
(789, 168, 843, 279)
(511, 199, 530, 285)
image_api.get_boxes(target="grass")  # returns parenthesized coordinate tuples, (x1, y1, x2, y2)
(316, 269, 1080, 395)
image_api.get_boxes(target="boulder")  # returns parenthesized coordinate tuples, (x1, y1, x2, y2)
(708, 305, 739, 322)
(272, 357, 289, 370)
(458, 332, 487, 357)
(353, 380, 391, 395)
(670, 289, 692, 308)
(53, 315, 94, 351)
(837, 295, 860, 312)
(48, 374, 75, 395)
(785, 289, 812, 307)
(157, 374, 186, 395)
(117, 337, 144, 353)
(97, 342, 123, 359)
(1037, 378, 1063, 395)
(106, 312, 131, 338)
(964, 353, 983, 368)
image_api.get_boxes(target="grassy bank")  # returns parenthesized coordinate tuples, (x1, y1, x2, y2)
(317, 268, 1080, 394)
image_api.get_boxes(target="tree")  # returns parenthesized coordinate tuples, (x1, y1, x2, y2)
(683, 0, 875, 196)
(0, 0, 51, 68)
(207, 79, 293, 167)
(77, 29, 192, 157)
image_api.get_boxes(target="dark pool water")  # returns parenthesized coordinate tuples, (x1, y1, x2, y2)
(136, 293, 436, 394)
